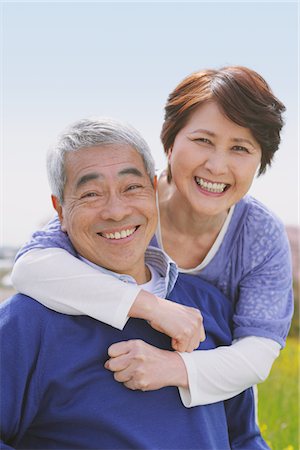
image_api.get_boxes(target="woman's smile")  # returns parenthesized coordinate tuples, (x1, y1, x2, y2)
(194, 176, 229, 194)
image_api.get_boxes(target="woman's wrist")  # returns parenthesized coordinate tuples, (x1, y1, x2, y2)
(169, 352, 189, 388)
(128, 289, 158, 321)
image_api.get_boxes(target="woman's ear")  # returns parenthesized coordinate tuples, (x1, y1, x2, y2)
(167, 148, 173, 183)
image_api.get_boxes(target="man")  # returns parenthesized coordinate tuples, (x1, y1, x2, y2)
(0, 118, 267, 449)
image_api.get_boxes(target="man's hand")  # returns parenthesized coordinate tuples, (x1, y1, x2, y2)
(104, 340, 188, 391)
(129, 290, 205, 352)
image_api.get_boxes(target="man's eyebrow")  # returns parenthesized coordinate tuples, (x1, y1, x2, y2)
(118, 167, 144, 178)
(75, 168, 144, 190)
(76, 172, 102, 189)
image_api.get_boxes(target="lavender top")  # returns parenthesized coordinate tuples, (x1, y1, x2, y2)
(17, 195, 293, 347)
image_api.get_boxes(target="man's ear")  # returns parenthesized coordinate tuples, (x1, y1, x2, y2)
(51, 195, 66, 231)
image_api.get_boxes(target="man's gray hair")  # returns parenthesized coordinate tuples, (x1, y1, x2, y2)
(47, 117, 156, 203)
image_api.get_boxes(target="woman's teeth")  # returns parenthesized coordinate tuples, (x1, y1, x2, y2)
(101, 227, 137, 240)
(195, 177, 227, 193)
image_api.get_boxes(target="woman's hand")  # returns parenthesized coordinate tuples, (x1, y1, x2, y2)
(104, 339, 188, 391)
(129, 290, 205, 352)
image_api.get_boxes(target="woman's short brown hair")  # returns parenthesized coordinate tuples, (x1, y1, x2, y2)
(160, 66, 286, 175)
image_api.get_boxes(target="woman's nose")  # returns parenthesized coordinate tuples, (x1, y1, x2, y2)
(203, 149, 228, 176)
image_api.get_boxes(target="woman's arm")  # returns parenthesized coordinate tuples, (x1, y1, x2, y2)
(12, 248, 139, 329)
(177, 336, 280, 406)
(104, 335, 280, 405)
(11, 248, 204, 352)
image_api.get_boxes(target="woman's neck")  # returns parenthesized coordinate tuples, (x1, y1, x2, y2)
(158, 174, 227, 237)
(157, 173, 229, 268)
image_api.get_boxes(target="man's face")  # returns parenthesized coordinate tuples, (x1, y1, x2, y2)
(53, 145, 157, 284)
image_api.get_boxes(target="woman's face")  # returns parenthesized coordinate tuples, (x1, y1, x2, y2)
(168, 101, 262, 217)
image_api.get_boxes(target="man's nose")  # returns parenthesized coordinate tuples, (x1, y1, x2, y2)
(100, 194, 133, 222)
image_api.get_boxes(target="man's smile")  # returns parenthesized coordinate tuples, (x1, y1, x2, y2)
(98, 226, 140, 240)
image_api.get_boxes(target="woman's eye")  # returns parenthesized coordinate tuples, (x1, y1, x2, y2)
(195, 137, 212, 144)
(232, 145, 249, 153)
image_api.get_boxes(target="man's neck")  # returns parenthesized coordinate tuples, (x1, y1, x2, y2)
(78, 255, 151, 285)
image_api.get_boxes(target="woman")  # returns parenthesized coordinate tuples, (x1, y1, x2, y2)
(12, 66, 293, 407)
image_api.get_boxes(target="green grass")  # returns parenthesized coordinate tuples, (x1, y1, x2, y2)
(257, 337, 299, 450)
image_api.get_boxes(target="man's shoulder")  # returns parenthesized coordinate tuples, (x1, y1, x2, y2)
(175, 273, 230, 302)
(0, 293, 59, 325)
(170, 273, 233, 345)
(171, 273, 232, 320)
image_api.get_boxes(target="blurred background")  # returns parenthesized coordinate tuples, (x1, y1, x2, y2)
(1, 2, 299, 448)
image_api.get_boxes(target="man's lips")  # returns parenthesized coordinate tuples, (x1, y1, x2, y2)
(97, 226, 139, 240)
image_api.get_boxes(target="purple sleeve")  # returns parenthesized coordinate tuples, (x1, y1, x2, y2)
(232, 202, 294, 347)
(15, 215, 77, 260)
(198, 196, 294, 347)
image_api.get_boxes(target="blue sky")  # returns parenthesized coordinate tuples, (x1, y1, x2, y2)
(1, 1, 298, 247)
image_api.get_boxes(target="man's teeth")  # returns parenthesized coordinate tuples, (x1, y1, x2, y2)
(195, 177, 227, 193)
(101, 228, 137, 240)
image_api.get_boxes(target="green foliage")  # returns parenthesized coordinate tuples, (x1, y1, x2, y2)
(289, 281, 299, 338)
(258, 337, 299, 450)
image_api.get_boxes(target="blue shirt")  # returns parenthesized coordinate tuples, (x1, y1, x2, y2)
(0, 275, 268, 449)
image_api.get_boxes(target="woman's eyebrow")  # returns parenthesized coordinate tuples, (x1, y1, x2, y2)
(190, 129, 215, 136)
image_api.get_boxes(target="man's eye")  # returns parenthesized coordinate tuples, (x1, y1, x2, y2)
(126, 185, 142, 192)
(82, 192, 98, 198)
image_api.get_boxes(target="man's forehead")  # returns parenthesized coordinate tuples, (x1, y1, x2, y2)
(66, 145, 146, 172)
(64, 145, 151, 188)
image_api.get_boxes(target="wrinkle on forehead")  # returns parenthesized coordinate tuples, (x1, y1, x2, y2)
(75, 167, 144, 191)
(65, 145, 148, 190)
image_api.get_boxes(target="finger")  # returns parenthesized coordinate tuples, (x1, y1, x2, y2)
(123, 380, 138, 391)
(171, 338, 180, 352)
(186, 315, 206, 351)
(186, 339, 199, 353)
(171, 338, 189, 353)
(113, 368, 133, 383)
(105, 354, 131, 372)
(107, 340, 132, 358)
(200, 328, 206, 342)
(198, 318, 206, 343)
(192, 325, 206, 348)
(188, 334, 201, 351)
(123, 379, 144, 391)
(187, 334, 203, 352)
(123, 377, 149, 391)
(172, 336, 199, 353)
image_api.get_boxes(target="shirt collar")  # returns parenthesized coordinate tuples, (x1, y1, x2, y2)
(79, 246, 178, 298)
